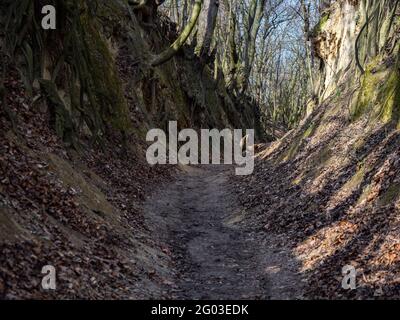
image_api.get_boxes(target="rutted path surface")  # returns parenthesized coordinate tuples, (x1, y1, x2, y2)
(144, 165, 303, 299)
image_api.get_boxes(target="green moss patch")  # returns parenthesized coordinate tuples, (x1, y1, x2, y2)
(343, 163, 366, 192)
(378, 182, 400, 206)
(351, 56, 400, 126)
(351, 60, 386, 119)
(303, 122, 316, 139)
(313, 13, 330, 35)
(377, 69, 400, 125)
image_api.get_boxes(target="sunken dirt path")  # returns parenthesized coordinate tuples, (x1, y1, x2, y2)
(144, 165, 304, 300)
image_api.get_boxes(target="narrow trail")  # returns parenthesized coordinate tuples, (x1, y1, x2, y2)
(144, 165, 303, 299)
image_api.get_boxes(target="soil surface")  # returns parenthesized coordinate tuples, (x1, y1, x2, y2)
(144, 165, 304, 299)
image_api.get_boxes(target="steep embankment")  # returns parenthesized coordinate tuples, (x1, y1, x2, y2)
(0, 0, 260, 298)
(235, 0, 400, 299)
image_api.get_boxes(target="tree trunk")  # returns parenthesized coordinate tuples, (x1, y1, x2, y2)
(195, 0, 219, 58)
(151, 0, 203, 67)
(241, 0, 266, 93)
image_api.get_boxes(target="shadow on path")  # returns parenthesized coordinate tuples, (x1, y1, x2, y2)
(144, 165, 304, 299)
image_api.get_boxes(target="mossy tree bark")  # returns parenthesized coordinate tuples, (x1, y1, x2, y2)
(151, 0, 203, 67)
(225, 4, 240, 92)
(195, 0, 219, 58)
(240, 0, 266, 93)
